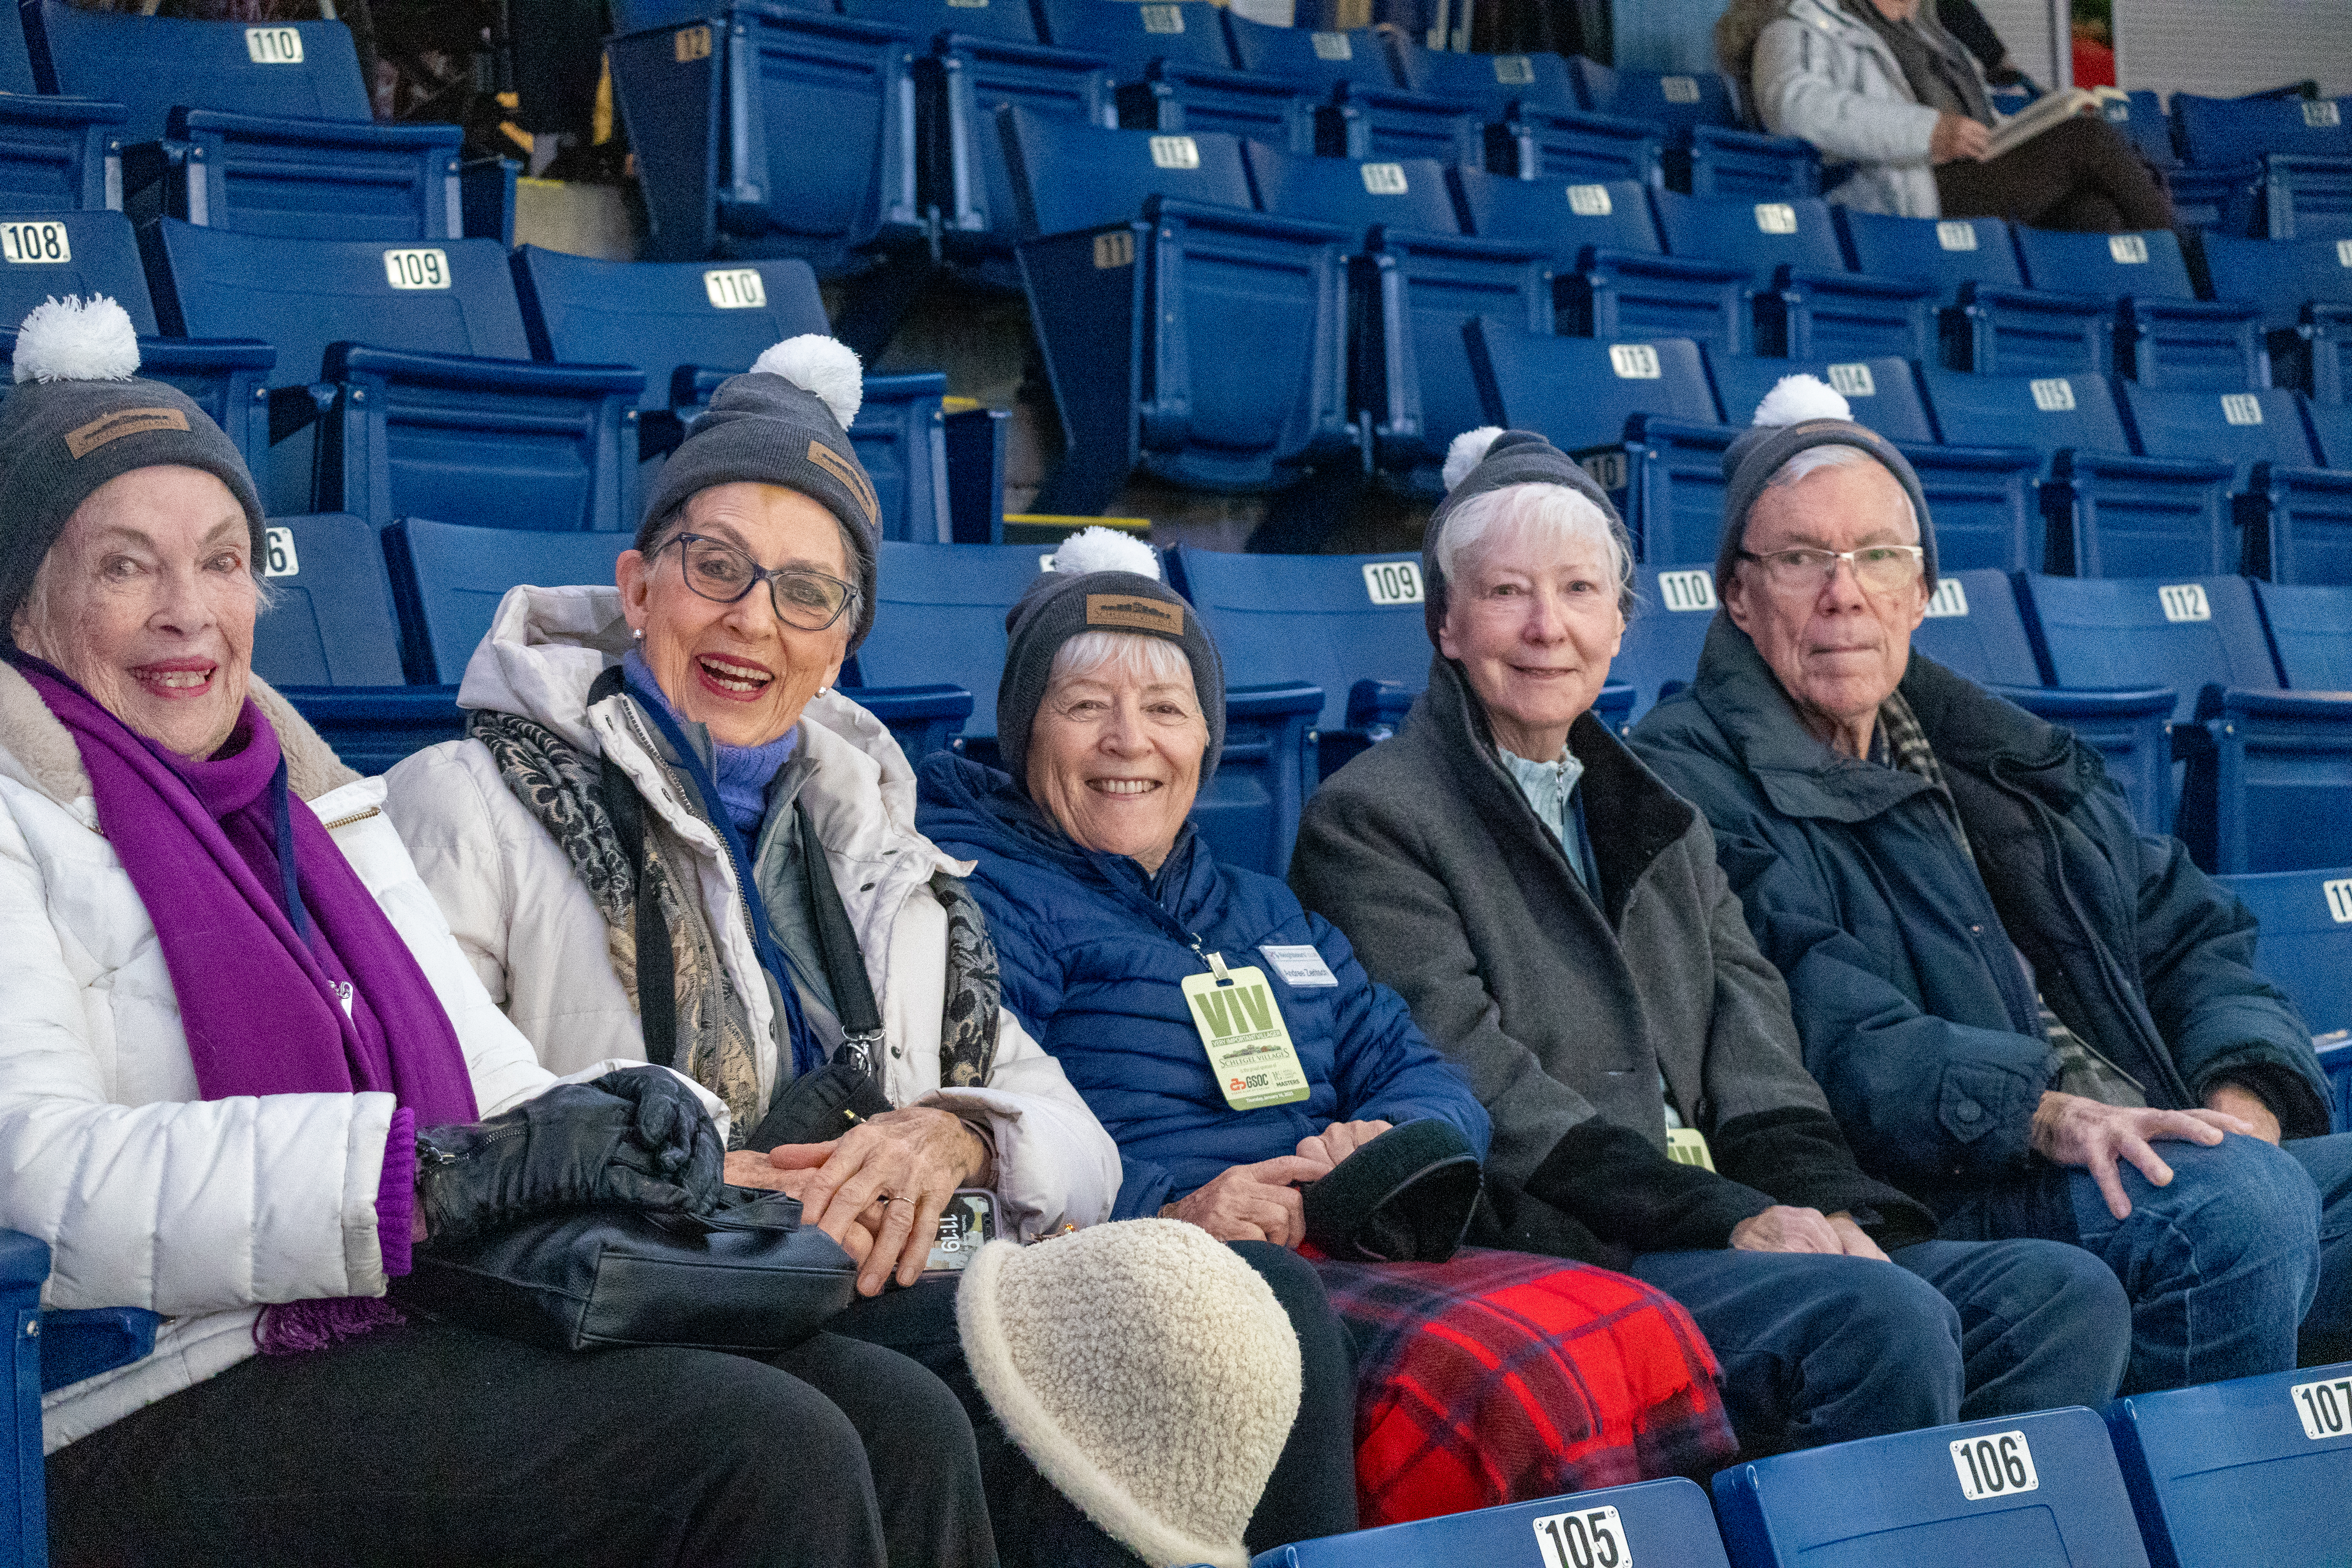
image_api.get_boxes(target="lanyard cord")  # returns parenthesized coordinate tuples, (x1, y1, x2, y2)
(266, 756, 312, 947)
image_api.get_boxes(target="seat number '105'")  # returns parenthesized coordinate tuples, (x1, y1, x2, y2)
(1531, 1504, 1628, 1567)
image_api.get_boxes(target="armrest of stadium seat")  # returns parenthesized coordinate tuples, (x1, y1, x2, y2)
(1225, 682, 1326, 724)
(1368, 226, 1553, 269)
(1345, 677, 1417, 738)
(1775, 265, 1937, 306)
(2195, 684, 2352, 724)
(1958, 279, 2113, 319)
(2051, 448, 2236, 487)
(39, 1308, 161, 1395)
(1984, 683, 2176, 722)
(932, 31, 1111, 74)
(140, 337, 277, 377)
(1145, 195, 1350, 247)
(1580, 246, 1751, 287)
(324, 344, 645, 400)
(845, 683, 974, 762)
(269, 382, 339, 445)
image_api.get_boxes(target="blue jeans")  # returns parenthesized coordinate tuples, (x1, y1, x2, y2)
(1628, 1238, 2127, 1455)
(1942, 1132, 2352, 1394)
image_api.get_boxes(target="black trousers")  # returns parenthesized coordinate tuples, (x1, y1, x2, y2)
(1936, 113, 2176, 233)
(45, 1320, 996, 1568)
(832, 1240, 1361, 1568)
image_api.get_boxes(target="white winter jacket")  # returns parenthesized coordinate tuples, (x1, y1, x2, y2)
(1753, 0, 1987, 218)
(0, 667, 706, 1452)
(382, 585, 1122, 1243)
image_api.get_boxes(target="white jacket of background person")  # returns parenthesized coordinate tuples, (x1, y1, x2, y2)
(1753, 0, 1978, 218)
(0, 666, 718, 1453)
(382, 584, 1122, 1243)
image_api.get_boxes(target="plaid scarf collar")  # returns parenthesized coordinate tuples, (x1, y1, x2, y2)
(1871, 689, 1973, 858)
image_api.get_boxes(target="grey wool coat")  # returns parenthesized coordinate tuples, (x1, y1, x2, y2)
(1290, 655, 1934, 1268)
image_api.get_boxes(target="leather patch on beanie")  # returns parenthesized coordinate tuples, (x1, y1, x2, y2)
(65, 406, 190, 459)
(1085, 593, 1184, 635)
(806, 441, 878, 526)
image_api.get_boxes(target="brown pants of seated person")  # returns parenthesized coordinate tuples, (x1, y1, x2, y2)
(1936, 113, 2176, 232)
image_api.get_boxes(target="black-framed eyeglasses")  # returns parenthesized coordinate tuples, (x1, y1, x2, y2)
(655, 533, 861, 632)
(1736, 544, 1927, 595)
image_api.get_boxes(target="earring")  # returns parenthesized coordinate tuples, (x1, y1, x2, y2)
(632, 628, 644, 641)
(817, 686, 832, 697)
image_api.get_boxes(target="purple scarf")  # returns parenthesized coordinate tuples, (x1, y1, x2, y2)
(20, 664, 479, 1347)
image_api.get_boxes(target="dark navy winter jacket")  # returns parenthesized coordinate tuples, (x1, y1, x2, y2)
(917, 753, 1490, 1221)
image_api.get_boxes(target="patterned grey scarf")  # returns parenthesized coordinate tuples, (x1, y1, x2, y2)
(470, 707, 1004, 1129)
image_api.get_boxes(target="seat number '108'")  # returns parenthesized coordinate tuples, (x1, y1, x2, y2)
(1950, 1430, 2039, 1499)
(1531, 1504, 1628, 1567)
(0, 222, 69, 264)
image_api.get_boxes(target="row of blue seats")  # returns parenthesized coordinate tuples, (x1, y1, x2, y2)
(2133, 86, 2352, 242)
(0, 211, 1008, 544)
(1474, 338, 2352, 584)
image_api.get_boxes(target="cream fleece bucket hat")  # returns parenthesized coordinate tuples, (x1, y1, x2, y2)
(956, 1220, 1302, 1568)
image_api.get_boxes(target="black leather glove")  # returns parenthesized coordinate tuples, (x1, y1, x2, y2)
(592, 1067, 724, 1209)
(415, 1080, 721, 1244)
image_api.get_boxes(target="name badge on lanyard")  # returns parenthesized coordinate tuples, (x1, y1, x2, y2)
(1181, 952, 1311, 1111)
(1665, 1127, 1715, 1171)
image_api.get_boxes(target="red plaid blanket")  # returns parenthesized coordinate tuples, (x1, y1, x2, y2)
(1309, 1247, 1735, 1527)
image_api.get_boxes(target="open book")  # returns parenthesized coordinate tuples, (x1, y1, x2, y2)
(1984, 85, 2131, 161)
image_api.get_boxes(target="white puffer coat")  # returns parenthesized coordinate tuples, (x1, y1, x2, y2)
(1752, 0, 1989, 218)
(381, 585, 1122, 1242)
(0, 666, 706, 1453)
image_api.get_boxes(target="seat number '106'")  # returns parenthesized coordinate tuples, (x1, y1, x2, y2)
(1950, 1430, 2039, 1499)
(1531, 1503, 1628, 1567)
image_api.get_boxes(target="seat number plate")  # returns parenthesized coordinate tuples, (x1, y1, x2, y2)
(245, 26, 303, 63)
(1312, 31, 1352, 59)
(1361, 162, 1408, 195)
(2292, 1374, 2352, 1438)
(1656, 568, 1715, 611)
(1661, 76, 1700, 103)
(2338, 238, 2352, 268)
(1141, 4, 1184, 33)
(675, 24, 712, 60)
(2305, 100, 2341, 129)
(383, 248, 450, 289)
(1494, 54, 1534, 85)
(0, 221, 70, 264)
(1924, 577, 1970, 617)
(2158, 582, 2210, 622)
(1566, 183, 1612, 216)
(261, 526, 299, 579)
(2030, 377, 2076, 412)
(2109, 233, 2149, 264)
(2324, 878, 2352, 923)
(2221, 393, 2263, 425)
(704, 268, 766, 308)
(1755, 202, 1797, 234)
(1936, 220, 1978, 250)
(1093, 230, 1134, 269)
(1826, 361, 1876, 397)
(1149, 136, 1199, 170)
(1532, 1504, 1630, 1567)
(1950, 1430, 2040, 1500)
(1609, 344, 1661, 378)
(1363, 559, 1423, 604)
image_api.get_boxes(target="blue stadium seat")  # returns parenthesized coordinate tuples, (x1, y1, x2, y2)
(1221, 15, 1395, 96)
(144, 220, 643, 532)
(1560, 200, 1753, 354)
(1837, 207, 2024, 301)
(2309, 399, 2352, 467)
(1449, 169, 1657, 261)
(1125, 57, 1319, 152)
(2107, 89, 2176, 172)
(2259, 154, 2352, 243)
(2255, 577, 2352, 691)
(22, 0, 370, 143)
(1714, 1406, 2153, 1568)
(1568, 58, 1739, 148)
(1387, 36, 1577, 121)
(1908, 568, 2045, 684)
(1321, 75, 1485, 166)
(385, 519, 635, 686)
(1497, 104, 1667, 187)
(2018, 572, 2352, 871)
(1246, 142, 1553, 490)
(1615, 563, 1722, 719)
(2200, 233, 2352, 403)
(1686, 123, 1823, 200)
(155, 108, 468, 243)
(1250, 1476, 1731, 1568)
(2248, 397, 2352, 585)
(1030, 0, 1235, 78)
(1164, 544, 1432, 764)
(1710, 355, 1937, 443)
(2168, 163, 2264, 237)
(2106, 1361, 2352, 1568)
(0, 94, 123, 215)
(607, 5, 923, 272)
(0, 0, 36, 93)
(2013, 227, 2263, 390)
(2210, 866, 2352, 1076)
(0, 211, 275, 477)
(1000, 115, 1352, 513)
(250, 513, 408, 688)
(1654, 190, 1938, 360)
(2117, 383, 2329, 578)
(1835, 211, 2110, 377)
(2172, 93, 2352, 173)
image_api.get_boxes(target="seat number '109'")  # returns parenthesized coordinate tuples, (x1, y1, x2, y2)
(1531, 1504, 1629, 1567)
(1950, 1430, 2039, 1499)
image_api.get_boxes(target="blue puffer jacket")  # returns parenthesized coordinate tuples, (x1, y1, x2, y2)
(917, 752, 1490, 1220)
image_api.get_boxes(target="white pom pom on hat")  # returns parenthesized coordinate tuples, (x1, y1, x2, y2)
(748, 333, 863, 430)
(13, 295, 140, 386)
(1441, 425, 1505, 491)
(1048, 525, 1159, 580)
(1750, 374, 1851, 428)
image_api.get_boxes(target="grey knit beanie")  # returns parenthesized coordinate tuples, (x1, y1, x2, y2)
(957, 1220, 1301, 1568)
(1716, 374, 1938, 597)
(639, 335, 882, 651)
(0, 296, 264, 641)
(995, 528, 1226, 794)
(1420, 426, 1633, 645)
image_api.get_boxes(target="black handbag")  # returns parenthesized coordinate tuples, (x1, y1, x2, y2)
(396, 1187, 857, 1353)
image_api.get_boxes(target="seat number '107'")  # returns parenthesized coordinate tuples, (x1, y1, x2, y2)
(1950, 1430, 2039, 1499)
(2292, 1375, 2352, 1439)
(1531, 1504, 1629, 1567)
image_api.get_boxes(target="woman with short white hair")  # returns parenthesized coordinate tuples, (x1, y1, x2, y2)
(1290, 426, 2133, 1456)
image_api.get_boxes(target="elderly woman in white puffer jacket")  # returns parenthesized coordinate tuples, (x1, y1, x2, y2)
(0, 301, 1002, 1568)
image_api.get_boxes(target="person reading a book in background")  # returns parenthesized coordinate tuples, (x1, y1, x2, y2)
(1720, 0, 2173, 233)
